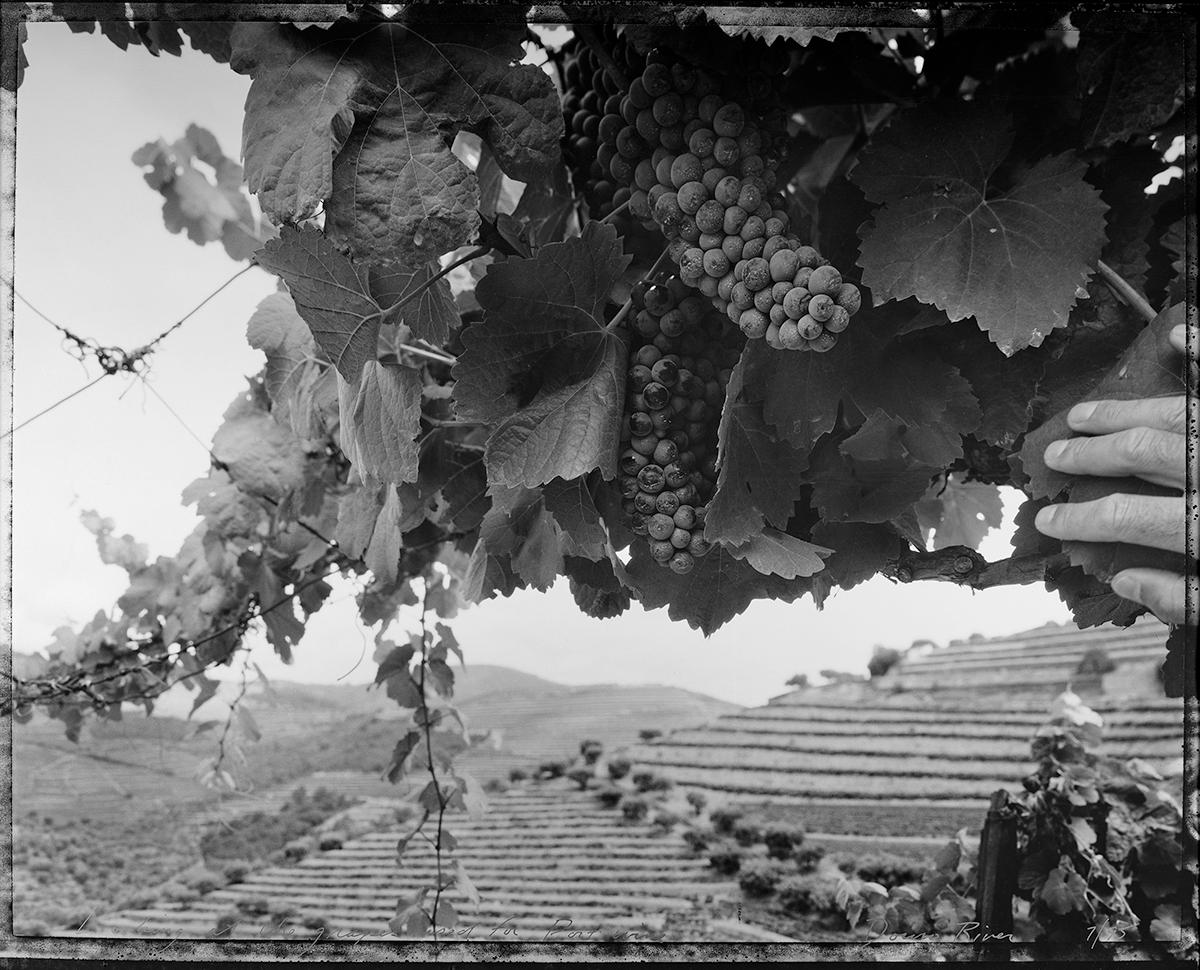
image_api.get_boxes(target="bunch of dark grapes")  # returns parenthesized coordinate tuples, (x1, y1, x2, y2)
(558, 31, 644, 220)
(618, 274, 742, 574)
(596, 49, 862, 352)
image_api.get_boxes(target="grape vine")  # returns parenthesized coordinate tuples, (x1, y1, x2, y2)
(3, 3, 1195, 951)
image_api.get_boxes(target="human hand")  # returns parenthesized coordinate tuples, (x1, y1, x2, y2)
(1034, 324, 1194, 625)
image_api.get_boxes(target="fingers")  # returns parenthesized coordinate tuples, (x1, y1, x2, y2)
(1168, 324, 1186, 355)
(1066, 396, 1186, 436)
(1034, 495, 1186, 553)
(1044, 427, 1185, 490)
(1111, 568, 1195, 626)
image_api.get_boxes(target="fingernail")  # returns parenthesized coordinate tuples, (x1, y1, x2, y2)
(1044, 440, 1067, 464)
(1171, 324, 1185, 343)
(1112, 573, 1138, 600)
(1035, 506, 1057, 532)
(1068, 402, 1096, 425)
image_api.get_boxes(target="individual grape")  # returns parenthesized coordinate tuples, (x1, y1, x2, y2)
(631, 434, 657, 456)
(778, 319, 804, 350)
(808, 265, 842, 296)
(825, 305, 851, 334)
(656, 491, 681, 515)
(678, 181, 708, 214)
(642, 62, 672, 97)
(670, 153, 703, 188)
(643, 382, 671, 411)
(679, 247, 705, 278)
(769, 248, 799, 283)
(703, 249, 731, 279)
(743, 258, 770, 292)
(647, 513, 675, 541)
(650, 540, 675, 562)
(638, 464, 667, 494)
(713, 175, 741, 207)
(653, 438, 679, 466)
(808, 293, 835, 323)
(620, 448, 649, 475)
(811, 331, 838, 353)
(712, 102, 745, 137)
(753, 287, 774, 314)
(669, 550, 695, 574)
(739, 308, 769, 338)
(739, 215, 765, 241)
(723, 205, 749, 235)
(834, 283, 861, 314)
(629, 411, 654, 437)
(687, 534, 712, 558)
(797, 316, 823, 340)
(634, 491, 658, 514)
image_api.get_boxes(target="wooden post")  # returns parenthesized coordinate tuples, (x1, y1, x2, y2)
(974, 789, 1018, 962)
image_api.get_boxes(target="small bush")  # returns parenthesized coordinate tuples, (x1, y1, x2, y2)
(483, 778, 508, 794)
(188, 871, 225, 895)
(830, 852, 859, 875)
(221, 860, 252, 884)
(596, 786, 624, 808)
(236, 897, 271, 917)
(731, 821, 761, 847)
(738, 859, 785, 898)
(580, 739, 604, 764)
(855, 853, 926, 887)
(710, 808, 743, 836)
(777, 875, 841, 917)
(317, 836, 344, 852)
(620, 795, 650, 823)
(638, 729, 662, 742)
(682, 828, 712, 853)
(607, 757, 632, 781)
(283, 839, 311, 862)
(632, 770, 672, 793)
(795, 846, 826, 874)
(708, 844, 742, 876)
(567, 767, 594, 791)
(685, 791, 708, 816)
(763, 824, 805, 860)
(651, 810, 681, 832)
(213, 911, 239, 938)
(507, 768, 529, 783)
(301, 914, 330, 934)
(537, 760, 568, 780)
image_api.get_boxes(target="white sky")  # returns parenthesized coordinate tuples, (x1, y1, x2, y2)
(6, 24, 1073, 709)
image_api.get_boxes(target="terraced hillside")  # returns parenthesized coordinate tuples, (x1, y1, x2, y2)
(887, 615, 1172, 695)
(86, 784, 776, 943)
(623, 618, 1184, 842)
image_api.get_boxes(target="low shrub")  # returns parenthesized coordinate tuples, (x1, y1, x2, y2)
(651, 810, 681, 832)
(638, 729, 663, 742)
(685, 791, 708, 816)
(710, 808, 743, 836)
(567, 767, 594, 790)
(763, 824, 805, 860)
(188, 871, 225, 895)
(596, 786, 624, 808)
(731, 821, 762, 847)
(607, 757, 632, 781)
(854, 853, 926, 887)
(738, 859, 786, 898)
(537, 760, 568, 780)
(580, 739, 604, 765)
(708, 844, 742, 876)
(795, 846, 827, 874)
(317, 836, 344, 852)
(682, 828, 712, 853)
(236, 897, 271, 917)
(507, 768, 529, 783)
(221, 860, 252, 884)
(213, 911, 239, 938)
(620, 796, 650, 823)
(632, 770, 672, 793)
(777, 875, 841, 917)
(283, 839, 311, 862)
(301, 914, 331, 934)
(483, 778, 508, 794)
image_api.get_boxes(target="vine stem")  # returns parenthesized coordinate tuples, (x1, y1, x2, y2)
(417, 576, 448, 952)
(600, 199, 631, 224)
(1095, 259, 1157, 323)
(399, 343, 457, 367)
(379, 245, 489, 318)
(606, 246, 673, 334)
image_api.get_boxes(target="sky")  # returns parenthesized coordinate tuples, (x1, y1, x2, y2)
(5, 24, 1075, 709)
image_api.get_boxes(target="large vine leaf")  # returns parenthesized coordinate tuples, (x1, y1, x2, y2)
(1021, 304, 1189, 583)
(706, 355, 810, 545)
(915, 474, 1004, 550)
(727, 529, 831, 580)
(1075, 11, 1187, 149)
(229, 16, 561, 261)
(211, 393, 308, 500)
(625, 543, 816, 636)
(337, 361, 423, 486)
(453, 222, 631, 487)
(254, 226, 381, 382)
(852, 102, 1108, 355)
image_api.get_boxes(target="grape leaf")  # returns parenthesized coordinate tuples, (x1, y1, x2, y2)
(727, 529, 831, 580)
(706, 353, 810, 544)
(810, 423, 938, 525)
(852, 102, 1107, 355)
(337, 361, 423, 485)
(1040, 866, 1087, 915)
(369, 260, 459, 347)
(510, 160, 577, 251)
(422, 440, 489, 533)
(810, 521, 908, 590)
(230, 16, 561, 260)
(916, 474, 1003, 550)
(454, 222, 631, 487)
(242, 552, 305, 662)
(565, 556, 632, 620)
(1160, 626, 1191, 699)
(79, 511, 149, 574)
(211, 394, 308, 500)
(1075, 11, 1186, 149)
(254, 226, 381, 382)
(625, 543, 816, 636)
(542, 476, 607, 560)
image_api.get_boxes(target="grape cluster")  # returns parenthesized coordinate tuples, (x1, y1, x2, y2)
(597, 50, 863, 352)
(559, 31, 645, 220)
(618, 274, 742, 574)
